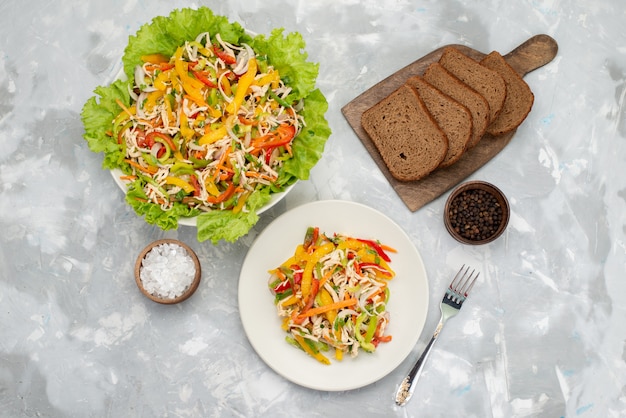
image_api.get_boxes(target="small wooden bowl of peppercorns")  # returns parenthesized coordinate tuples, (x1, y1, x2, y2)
(444, 180, 510, 245)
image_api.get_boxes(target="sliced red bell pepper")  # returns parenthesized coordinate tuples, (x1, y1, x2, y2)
(292, 270, 303, 286)
(146, 132, 177, 153)
(136, 130, 153, 148)
(238, 115, 256, 125)
(356, 238, 391, 262)
(206, 182, 236, 204)
(189, 174, 202, 197)
(257, 124, 297, 164)
(303, 227, 319, 250)
(213, 45, 237, 65)
(137, 132, 169, 158)
(304, 278, 319, 309)
(192, 70, 218, 88)
(273, 280, 291, 294)
(259, 124, 296, 149)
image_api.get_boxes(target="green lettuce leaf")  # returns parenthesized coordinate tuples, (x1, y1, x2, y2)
(197, 209, 260, 245)
(125, 180, 200, 230)
(122, 8, 249, 80)
(81, 7, 331, 244)
(248, 29, 319, 101)
(81, 79, 130, 169)
(280, 88, 331, 183)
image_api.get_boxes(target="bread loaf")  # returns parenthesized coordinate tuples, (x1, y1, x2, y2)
(423, 62, 489, 148)
(361, 84, 449, 182)
(480, 51, 534, 136)
(439, 47, 507, 123)
(405, 75, 472, 168)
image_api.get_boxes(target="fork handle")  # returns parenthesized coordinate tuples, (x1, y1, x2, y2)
(395, 320, 443, 406)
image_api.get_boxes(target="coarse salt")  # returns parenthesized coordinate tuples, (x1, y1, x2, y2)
(140, 243, 196, 299)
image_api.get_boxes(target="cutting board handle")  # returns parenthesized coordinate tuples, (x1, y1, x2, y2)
(504, 34, 558, 76)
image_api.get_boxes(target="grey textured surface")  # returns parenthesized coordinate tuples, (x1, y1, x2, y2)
(1, 0, 625, 416)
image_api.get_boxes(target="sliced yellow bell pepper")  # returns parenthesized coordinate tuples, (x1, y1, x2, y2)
(301, 242, 335, 299)
(337, 238, 364, 251)
(179, 112, 195, 140)
(188, 41, 213, 59)
(185, 90, 209, 108)
(281, 317, 291, 332)
(220, 75, 232, 96)
(284, 245, 308, 267)
(279, 295, 299, 307)
(357, 249, 395, 278)
(198, 126, 227, 145)
(255, 69, 279, 87)
(232, 191, 251, 214)
(143, 90, 164, 113)
(318, 288, 337, 328)
(293, 334, 330, 365)
(294, 244, 308, 264)
(164, 176, 195, 193)
(204, 178, 220, 197)
(194, 114, 206, 127)
(153, 70, 171, 91)
(207, 106, 222, 119)
(225, 58, 257, 115)
(141, 53, 170, 64)
(279, 244, 305, 269)
(173, 47, 209, 108)
(163, 96, 175, 126)
(174, 47, 204, 90)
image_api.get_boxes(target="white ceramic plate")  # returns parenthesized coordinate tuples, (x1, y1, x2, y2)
(110, 169, 295, 226)
(238, 200, 429, 391)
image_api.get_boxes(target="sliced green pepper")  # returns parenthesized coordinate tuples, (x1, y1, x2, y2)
(170, 161, 195, 175)
(364, 315, 378, 344)
(189, 155, 209, 168)
(137, 173, 168, 197)
(142, 152, 159, 167)
(269, 89, 291, 108)
(355, 313, 375, 352)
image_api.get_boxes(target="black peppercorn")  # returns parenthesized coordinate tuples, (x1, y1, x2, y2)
(447, 188, 503, 242)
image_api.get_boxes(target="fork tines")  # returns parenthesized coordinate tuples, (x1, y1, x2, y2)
(447, 265, 479, 303)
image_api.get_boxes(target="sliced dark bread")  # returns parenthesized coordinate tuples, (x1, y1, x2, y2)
(361, 84, 448, 182)
(405, 75, 472, 168)
(480, 51, 534, 136)
(439, 47, 507, 123)
(423, 62, 489, 148)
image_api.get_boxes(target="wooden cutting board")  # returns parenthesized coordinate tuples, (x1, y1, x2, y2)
(341, 34, 558, 212)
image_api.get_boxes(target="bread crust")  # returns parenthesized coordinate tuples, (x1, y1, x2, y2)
(480, 51, 535, 136)
(439, 47, 507, 124)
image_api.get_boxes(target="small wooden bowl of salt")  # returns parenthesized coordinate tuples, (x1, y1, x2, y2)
(134, 239, 201, 304)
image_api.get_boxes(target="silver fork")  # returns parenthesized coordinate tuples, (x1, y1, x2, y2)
(394, 265, 479, 406)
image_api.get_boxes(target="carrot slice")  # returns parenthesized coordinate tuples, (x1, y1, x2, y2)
(298, 298, 357, 319)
